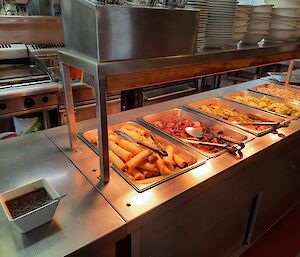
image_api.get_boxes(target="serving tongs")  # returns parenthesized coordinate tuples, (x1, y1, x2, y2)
(231, 121, 290, 129)
(207, 127, 245, 150)
(232, 121, 280, 126)
(184, 127, 243, 154)
(114, 130, 168, 156)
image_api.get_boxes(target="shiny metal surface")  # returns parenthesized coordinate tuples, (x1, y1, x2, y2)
(59, 51, 111, 182)
(0, 82, 60, 101)
(285, 59, 295, 87)
(0, 43, 27, 60)
(249, 83, 300, 104)
(79, 121, 206, 192)
(47, 79, 300, 233)
(58, 42, 300, 93)
(186, 98, 288, 137)
(27, 43, 65, 56)
(141, 108, 253, 158)
(0, 132, 126, 257)
(0, 91, 58, 116)
(143, 83, 196, 105)
(60, 0, 199, 61)
(0, 16, 64, 44)
(60, 61, 78, 151)
(58, 43, 300, 184)
(223, 90, 300, 120)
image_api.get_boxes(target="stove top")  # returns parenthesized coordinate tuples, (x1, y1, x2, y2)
(0, 63, 51, 90)
(0, 44, 28, 60)
(27, 43, 65, 56)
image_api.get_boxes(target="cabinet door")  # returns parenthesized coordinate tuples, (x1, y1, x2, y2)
(252, 136, 300, 241)
(137, 168, 259, 257)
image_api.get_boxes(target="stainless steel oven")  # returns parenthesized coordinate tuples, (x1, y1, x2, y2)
(142, 81, 197, 106)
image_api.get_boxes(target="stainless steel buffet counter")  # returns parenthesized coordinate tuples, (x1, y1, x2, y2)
(0, 133, 126, 257)
(0, 79, 300, 257)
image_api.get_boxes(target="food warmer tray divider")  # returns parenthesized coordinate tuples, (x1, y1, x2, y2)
(222, 90, 300, 121)
(184, 98, 289, 137)
(139, 108, 254, 158)
(248, 83, 300, 105)
(78, 121, 207, 193)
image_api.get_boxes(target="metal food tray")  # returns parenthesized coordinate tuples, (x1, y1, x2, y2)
(223, 90, 300, 120)
(249, 83, 300, 104)
(79, 121, 206, 193)
(140, 108, 253, 158)
(185, 98, 288, 137)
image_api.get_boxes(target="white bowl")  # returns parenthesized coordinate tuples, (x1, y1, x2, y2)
(250, 13, 272, 19)
(229, 32, 246, 44)
(238, 5, 253, 13)
(235, 18, 249, 27)
(235, 25, 248, 33)
(270, 20, 297, 30)
(242, 32, 268, 44)
(252, 5, 274, 14)
(291, 29, 300, 39)
(0, 179, 60, 233)
(267, 28, 296, 41)
(272, 14, 298, 20)
(237, 12, 250, 19)
(248, 21, 271, 31)
(265, 0, 300, 8)
(273, 8, 300, 17)
(205, 37, 231, 48)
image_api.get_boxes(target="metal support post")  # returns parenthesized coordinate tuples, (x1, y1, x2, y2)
(285, 59, 295, 87)
(94, 72, 110, 183)
(60, 61, 78, 151)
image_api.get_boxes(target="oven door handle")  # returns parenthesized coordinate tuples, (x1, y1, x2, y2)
(144, 87, 195, 101)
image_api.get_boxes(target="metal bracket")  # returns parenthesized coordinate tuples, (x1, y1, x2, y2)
(59, 50, 110, 183)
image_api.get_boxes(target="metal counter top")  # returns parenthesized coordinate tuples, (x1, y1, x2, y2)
(0, 132, 126, 257)
(47, 79, 300, 233)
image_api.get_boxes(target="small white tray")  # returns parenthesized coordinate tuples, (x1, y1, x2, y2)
(0, 179, 60, 233)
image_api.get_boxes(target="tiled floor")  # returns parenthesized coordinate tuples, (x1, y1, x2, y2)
(241, 204, 300, 257)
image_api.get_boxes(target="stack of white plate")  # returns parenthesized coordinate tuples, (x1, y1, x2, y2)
(242, 5, 273, 45)
(229, 4, 252, 45)
(264, 0, 300, 42)
(204, 0, 238, 48)
(186, 0, 209, 50)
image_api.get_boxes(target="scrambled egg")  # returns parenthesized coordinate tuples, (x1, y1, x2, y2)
(232, 95, 300, 117)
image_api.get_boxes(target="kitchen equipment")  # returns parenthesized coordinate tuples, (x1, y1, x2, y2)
(114, 130, 168, 156)
(185, 127, 204, 138)
(0, 43, 61, 120)
(185, 98, 288, 136)
(184, 127, 243, 154)
(185, 126, 245, 146)
(79, 121, 206, 192)
(60, 0, 199, 61)
(0, 179, 60, 233)
(141, 108, 252, 157)
(0, 0, 31, 15)
(231, 121, 279, 126)
(241, 4, 273, 45)
(142, 82, 197, 106)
